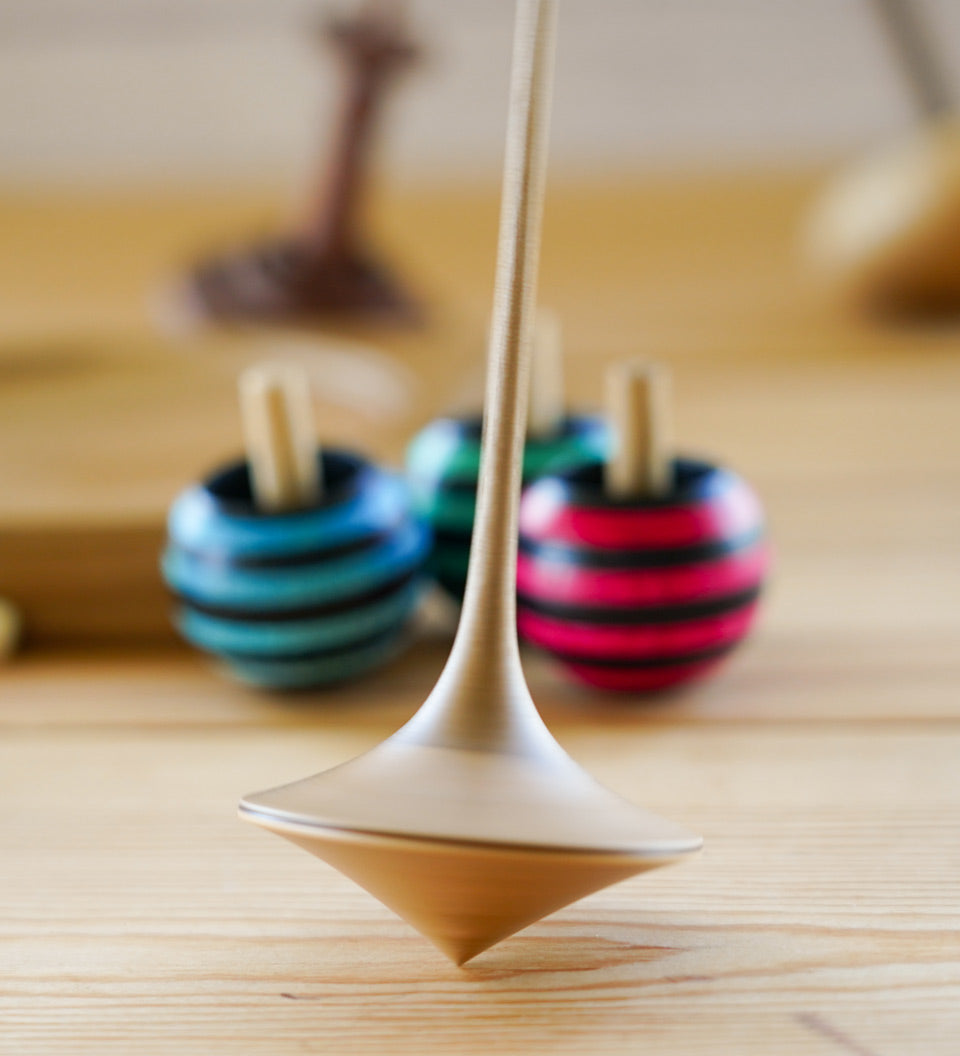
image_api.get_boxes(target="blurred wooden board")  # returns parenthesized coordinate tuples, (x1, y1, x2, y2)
(2, 174, 960, 1054)
(2, 175, 960, 646)
(2, 651, 959, 1055)
(1, 177, 958, 646)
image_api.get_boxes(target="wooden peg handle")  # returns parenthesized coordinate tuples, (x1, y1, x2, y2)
(604, 361, 673, 500)
(456, 0, 556, 638)
(526, 306, 565, 438)
(239, 364, 322, 512)
(398, 0, 560, 756)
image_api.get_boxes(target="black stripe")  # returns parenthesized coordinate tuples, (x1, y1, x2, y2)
(176, 527, 393, 570)
(415, 415, 602, 491)
(218, 625, 408, 663)
(172, 568, 419, 623)
(202, 449, 368, 519)
(436, 573, 468, 598)
(519, 529, 762, 570)
(435, 528, 764, 569)
(517, 585, 761, 625)
(422, 413, 599, 446)
(539, 457, 733, 509)
(431, 527, 473, 548)
(535, 640, 737, 670)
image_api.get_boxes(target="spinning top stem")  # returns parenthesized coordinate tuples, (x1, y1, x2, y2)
(604, 360, 672, 500)
(457, 0, 557, 671)
(239, 364, 321, 512)
(397, 0, 558, 755)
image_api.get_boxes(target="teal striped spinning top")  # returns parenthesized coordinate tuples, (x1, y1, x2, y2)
(406, 414, 608, 600)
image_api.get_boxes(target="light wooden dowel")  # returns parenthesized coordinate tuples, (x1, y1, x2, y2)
(604, 360, 673, 500)
(526, 306, 565, 437)
(454, 0, 557, 656)
(238, 364, 321, 512)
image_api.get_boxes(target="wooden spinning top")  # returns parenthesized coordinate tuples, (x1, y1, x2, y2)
(517, 362, 768, 692)
(180, 0, 420, 328)
(162, 362, 428, 688)
(240, 0, 701, 965)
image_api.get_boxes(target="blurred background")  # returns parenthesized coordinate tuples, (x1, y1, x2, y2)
(3, 0, 960, 188)
(2, 0, 960, 655)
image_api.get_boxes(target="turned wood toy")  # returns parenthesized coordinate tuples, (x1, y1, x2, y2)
(805, 0, 960, 316)
(162, 363, 428, 688)
(240, 0, 701, 966)
(406, 310, 607, 599)
(517, 362, 768, 693)
(180, 0, 420, 328)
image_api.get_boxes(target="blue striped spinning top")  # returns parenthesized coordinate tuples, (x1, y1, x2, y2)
(162, 366, 429, 689)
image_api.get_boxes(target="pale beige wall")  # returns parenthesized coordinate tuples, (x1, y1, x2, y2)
(1, 0, 959, 186)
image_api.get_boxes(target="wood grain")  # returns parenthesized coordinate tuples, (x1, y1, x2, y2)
(1, 169, 959, 1051)
(1, 697, 958, 1054)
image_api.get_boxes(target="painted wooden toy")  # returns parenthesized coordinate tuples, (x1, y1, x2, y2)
(162, 364, 429, 688)
(180, 0, 421, 328)
(517, 362, 768, 692)
(406, 310, 607, 599)
(805, 0, 960, 316)
(240, 0, 700, 966)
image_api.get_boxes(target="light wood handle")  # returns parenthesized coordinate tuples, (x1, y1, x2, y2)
(526, 306, 565, 438)
(238, 364, 322, 512)
(394, 0, 560, 755)
(604, 360, 673, 500)
(455, 0, 556, 647)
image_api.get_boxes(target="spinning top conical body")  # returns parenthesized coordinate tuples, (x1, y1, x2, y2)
(241, 696, 700, 964)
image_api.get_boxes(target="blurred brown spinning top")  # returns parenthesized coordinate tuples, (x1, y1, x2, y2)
(183, 0, 420, 327)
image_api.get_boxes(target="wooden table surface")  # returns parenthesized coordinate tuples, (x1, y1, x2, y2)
(2, 174, 959, 1054)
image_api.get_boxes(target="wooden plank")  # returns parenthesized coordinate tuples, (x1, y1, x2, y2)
(1, 636, 959, 727)
(1, 718, 958, 1054)
(1, 174, 958, 1052)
